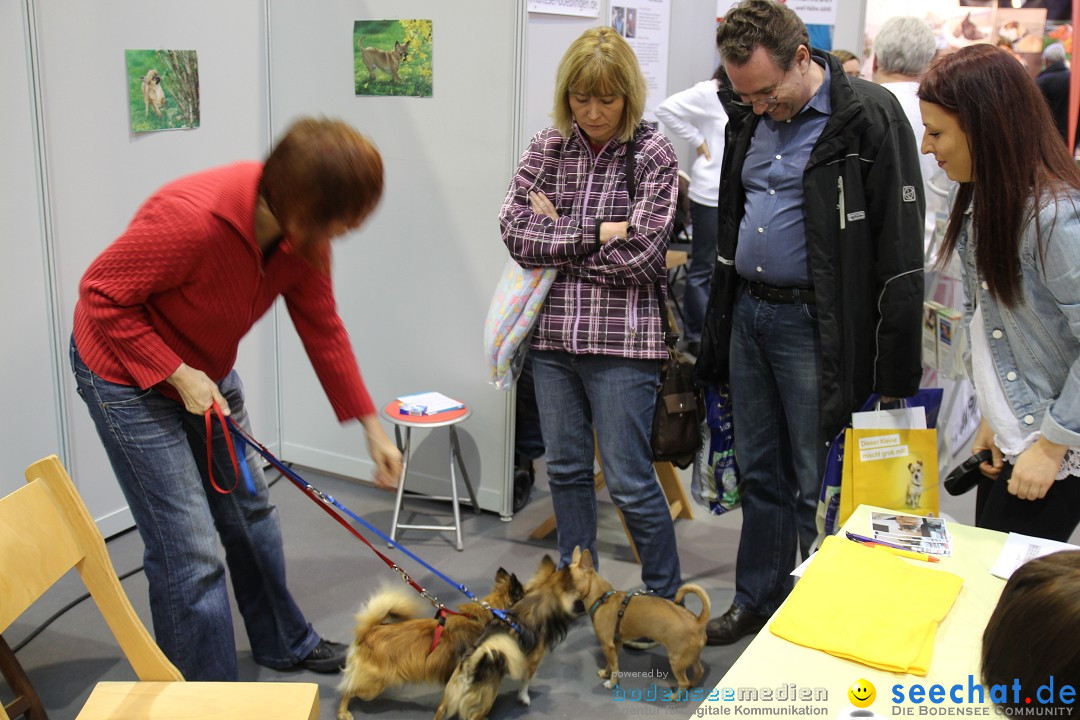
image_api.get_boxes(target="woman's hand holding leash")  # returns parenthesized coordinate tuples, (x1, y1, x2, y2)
(362, 415, 402, 490)
(167, 362, 230, 416)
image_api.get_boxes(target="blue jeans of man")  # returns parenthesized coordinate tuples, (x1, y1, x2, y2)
(70, 338, 320, 681)
(683, 200, 719, 344)
(531, 350, 681, 598)
(729, 289, 826, 616)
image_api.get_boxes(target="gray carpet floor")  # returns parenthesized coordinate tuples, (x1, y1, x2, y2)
(2, 460, 748, 720)
(4, 457, 1073, 719)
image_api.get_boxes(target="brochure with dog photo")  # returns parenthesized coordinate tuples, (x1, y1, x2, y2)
(870, 512, 952, 556)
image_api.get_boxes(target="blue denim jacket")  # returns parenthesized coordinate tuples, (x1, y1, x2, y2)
(955, 188, 1080, 448)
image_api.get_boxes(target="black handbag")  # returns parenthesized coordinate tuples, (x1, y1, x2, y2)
(621, 133, 704, 467)
(651, 288, 704, 468)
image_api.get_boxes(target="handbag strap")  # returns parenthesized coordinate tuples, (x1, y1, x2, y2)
(624, 132, 677, 350)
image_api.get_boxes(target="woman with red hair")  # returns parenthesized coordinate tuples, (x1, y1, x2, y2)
(919, 45, 1080, 541)
(71, 117, 402, 680)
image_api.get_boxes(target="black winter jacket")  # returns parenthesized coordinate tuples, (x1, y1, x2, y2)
(695, 50, 925, 439)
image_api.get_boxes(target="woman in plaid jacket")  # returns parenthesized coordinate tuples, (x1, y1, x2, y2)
(498, 27, 682, 601)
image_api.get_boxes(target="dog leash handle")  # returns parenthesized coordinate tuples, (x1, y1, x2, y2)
(204, 400, 243, 495)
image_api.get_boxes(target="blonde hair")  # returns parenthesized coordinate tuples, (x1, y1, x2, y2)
(552, 27, 646, 143)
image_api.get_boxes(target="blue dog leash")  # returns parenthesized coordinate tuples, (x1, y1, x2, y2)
(221, 411, 522, 634)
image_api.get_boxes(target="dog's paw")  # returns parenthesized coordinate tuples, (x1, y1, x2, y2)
(518, 689, 531, 706)
(603, 679, 616, 689)
(597, 667, 609, 679)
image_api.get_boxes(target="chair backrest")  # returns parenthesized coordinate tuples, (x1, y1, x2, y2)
(0, 456, 182, 696)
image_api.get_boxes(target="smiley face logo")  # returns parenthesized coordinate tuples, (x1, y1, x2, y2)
(848, 679, 876, 708)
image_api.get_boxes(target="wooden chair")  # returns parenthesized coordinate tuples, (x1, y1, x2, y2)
(0, 456, 319, 720)
(0, 634, 46, 719)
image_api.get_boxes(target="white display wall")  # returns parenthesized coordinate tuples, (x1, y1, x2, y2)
(267, 1, 524, 516)
(2, 0, 868, 531)
(1, 0, 274, 533)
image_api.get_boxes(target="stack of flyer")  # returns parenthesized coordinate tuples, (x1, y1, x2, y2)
(870, 511, 952, 556)
(396, 391, 465, 416)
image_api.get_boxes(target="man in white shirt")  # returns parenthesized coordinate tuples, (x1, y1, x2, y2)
(873, 16, 947, 253)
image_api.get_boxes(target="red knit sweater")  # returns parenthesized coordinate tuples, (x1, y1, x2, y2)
(73, 162, 375, 421)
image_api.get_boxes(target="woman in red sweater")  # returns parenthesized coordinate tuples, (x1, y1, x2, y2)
(70, 117, 401, 681)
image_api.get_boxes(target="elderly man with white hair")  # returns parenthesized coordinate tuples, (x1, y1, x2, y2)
(1037, 42, 1072, 148)
(873, 16, 942, 251)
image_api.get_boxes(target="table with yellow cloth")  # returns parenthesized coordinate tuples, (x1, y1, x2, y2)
(688, 505, 1007, 719)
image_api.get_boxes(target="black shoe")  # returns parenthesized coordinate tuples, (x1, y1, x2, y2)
(300, 638, 347, 673)
(685, 340, 701, 357)
(512, 460, 535, 513)
(705, 604, 767, 646)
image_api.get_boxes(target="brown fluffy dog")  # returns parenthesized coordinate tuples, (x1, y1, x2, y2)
(434, 555, 581, 720)
(569, 547, 710, 689)
(335, 568, 523, 720)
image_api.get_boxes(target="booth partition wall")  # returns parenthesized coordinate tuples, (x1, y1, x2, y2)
(2, 0, 863, 533)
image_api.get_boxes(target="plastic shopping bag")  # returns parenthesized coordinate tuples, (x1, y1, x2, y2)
(690, 385, 742, 515)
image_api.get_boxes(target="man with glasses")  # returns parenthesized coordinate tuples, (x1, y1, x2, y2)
(695, 0, 924, 645)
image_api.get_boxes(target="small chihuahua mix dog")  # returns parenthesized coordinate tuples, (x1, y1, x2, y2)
(358, 37, 410, 84)
(141, 69, 166, 118)
(570, 547, 710, 689)
(335, 568, 523, 720)
(435, 555, 581, 720)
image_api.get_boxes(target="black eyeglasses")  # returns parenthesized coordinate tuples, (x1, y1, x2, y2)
(731, 95, 779, 111)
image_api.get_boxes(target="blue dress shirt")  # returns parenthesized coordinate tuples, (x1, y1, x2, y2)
(735, 60, 832, 288)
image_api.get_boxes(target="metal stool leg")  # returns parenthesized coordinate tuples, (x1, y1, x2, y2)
(388, 427, 411, 548)
(449, 426, 480, 514)
(447, 432, 464, 551)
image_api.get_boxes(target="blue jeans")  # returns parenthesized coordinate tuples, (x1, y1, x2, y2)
(729, 289, 826, 615)
(70, 338, 320, 680)
(683, 201, 719, 344)
(531, 350, 681, 599)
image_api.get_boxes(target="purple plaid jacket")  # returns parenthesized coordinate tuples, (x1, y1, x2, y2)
(499, 122, 678, 360)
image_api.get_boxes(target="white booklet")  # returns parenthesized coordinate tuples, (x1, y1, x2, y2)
(396, 391, 465, 415)
(990, 532, 1080, 580)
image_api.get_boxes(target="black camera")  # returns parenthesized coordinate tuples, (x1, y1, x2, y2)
(943, 449, 993, 496)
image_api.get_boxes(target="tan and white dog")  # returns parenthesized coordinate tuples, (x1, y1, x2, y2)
(141, 69, 166, 117)
(358, 37, 410, 84)
(906, 460, 925, 509)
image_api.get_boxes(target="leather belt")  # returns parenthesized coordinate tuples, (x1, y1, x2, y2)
(746, 281, 815, 304)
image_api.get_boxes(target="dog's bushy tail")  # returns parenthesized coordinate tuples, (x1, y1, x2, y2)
(351, 585, 428, 646)
(470, 633, 527, 682)
(675, 584, 712, 628)
(436, 634, 527, 720)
